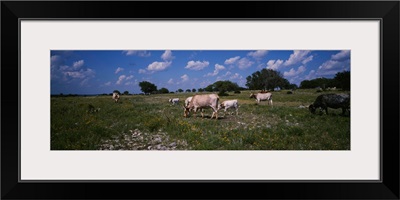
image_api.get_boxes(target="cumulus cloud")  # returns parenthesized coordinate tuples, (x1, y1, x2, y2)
(147, 61, 172, 72)
(247, 50, 268, 59)
(266, 59, 284, 70)
(302, 55, 313, 65)
(51, 55, 61, 64)
(122, 50, 151, 57)
(224, 56, 240, 65)
(181, 74, 189, 82)
(205, 64, 225, 77)
(115, 67, 124, 74)
(64, 68, 94, 79)
(116, 75, 126, 85)
(305, 70, 317, 80)
(104, 81, 112, 86)
(238, 58, 254, 70)
(283, 66, 306, 77)
(331, 50, 350, 61)
(316, 59, 350, 76)
(283, 50, 311, 66)
(138, 69, 146, 74)
(318, 50, 350, 75)
(230, 73, 242, 80)
(161, 50, 174, 61)
(216, 71, 232, 81)
(167, 78, 174, 84)
(73, 60, 84, 69)
(185, 60, 209, 70)
(116, 75, 134, 85)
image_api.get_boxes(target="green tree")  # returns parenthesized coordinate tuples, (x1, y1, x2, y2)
(192, 88, 196, 93)
(159, 87, 169, 94)
(138, 81, 157, 94)
(177, 89, 183, 93)
(123, 91, 129, 95)
(185, 89, 191, 93)
(334, 70, 350, 91)
(246, 69, 290, 90)
(204, 80, 240, 92)
(198, 88, 204, 92)
(113, 90, 121, 94)
(300, 77, 334, 89)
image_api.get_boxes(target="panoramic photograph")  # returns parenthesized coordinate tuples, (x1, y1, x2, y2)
(51, 50, 350, 150)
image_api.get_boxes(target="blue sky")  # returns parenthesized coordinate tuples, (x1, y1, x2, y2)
(51, 50, 350, 95)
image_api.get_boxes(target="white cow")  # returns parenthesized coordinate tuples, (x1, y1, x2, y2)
(218, 99, 239, 116)
(250, 92, 273, 105)
(183, 94, 219, 119)
(112, 92, 120, 103)
(168, 98, 180, 105)
(184, 96, 193, 107)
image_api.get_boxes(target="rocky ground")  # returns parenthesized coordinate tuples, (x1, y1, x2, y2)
(99, 129, 188, 150)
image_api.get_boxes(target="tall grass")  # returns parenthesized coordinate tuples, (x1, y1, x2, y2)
(51, 89, 350, 150)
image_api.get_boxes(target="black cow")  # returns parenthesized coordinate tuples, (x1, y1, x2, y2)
(309, 93, 350, 115)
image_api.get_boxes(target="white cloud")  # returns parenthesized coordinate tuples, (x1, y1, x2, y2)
(331, 50, 350, 61)
(63, 68, 95, 79)
(138, 69, 146, 74)
(238, 58, 254, 70)
(73, 60, 84, 69)
(123, 50, 151, 57)
(116, 75, 126, 85)
(266, 59, 284, 70)
(224, 56, 240, 65)
(185, 60, 209, 70)
(181, 74, 189, 82)
(318, 60, 339, 70)
(161, 50, 174, 61)
(316, 59, 350, 76)
(125, 81, 134, 86)
(115, 75, 134, 85)
(147, 61, 172, 72)
(305, 70, 317, 80)
(104, 81, 112, 86)
(284, 50, 311, 66)
(283, 66, 306, 77)
(230, 73, 242, 80)
(302, 55, 313, 65)
(216, 71, 232, 81)
(247, 50, 268, 59)
(205, 64, 225, 77)
(51, 55, 61, 63)
(115, 67, 124, 74)
(167, 78, 174, 84)
(126, 75, 134, 80)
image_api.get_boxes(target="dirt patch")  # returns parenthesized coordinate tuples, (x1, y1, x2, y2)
(99, 129, 188, 150)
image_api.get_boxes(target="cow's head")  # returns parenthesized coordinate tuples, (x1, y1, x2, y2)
(218, 103, 225, 111)
(249, 93, 256, 99)
(182, 105, 190, 118)
(309, 104, 316, 114)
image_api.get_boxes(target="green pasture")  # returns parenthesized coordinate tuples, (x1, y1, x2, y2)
(51, 89, 350, 150)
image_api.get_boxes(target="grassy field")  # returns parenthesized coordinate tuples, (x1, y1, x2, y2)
(51, 89, 350, 150)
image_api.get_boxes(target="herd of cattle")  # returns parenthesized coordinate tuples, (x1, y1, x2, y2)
(112, 91, 350, 119)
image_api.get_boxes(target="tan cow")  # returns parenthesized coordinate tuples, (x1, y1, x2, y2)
(112, 92, 120, 103)
(250, 92, 273, 105)
(183, 94, 219, 119)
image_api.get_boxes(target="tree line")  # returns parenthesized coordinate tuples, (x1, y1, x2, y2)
(112, 69, 350, 95)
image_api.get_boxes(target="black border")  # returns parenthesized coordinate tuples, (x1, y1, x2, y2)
(2, 1, 399, 199)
